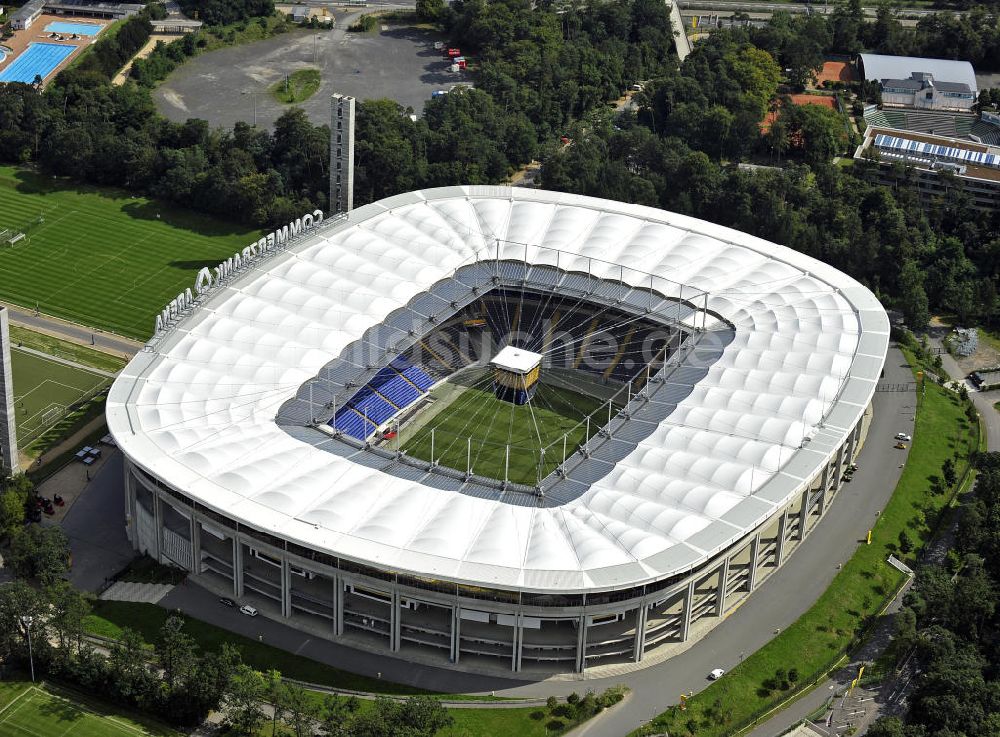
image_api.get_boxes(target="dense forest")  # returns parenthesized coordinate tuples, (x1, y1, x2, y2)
(0, 0, 999, 327)
(866, 452, 1000, 737)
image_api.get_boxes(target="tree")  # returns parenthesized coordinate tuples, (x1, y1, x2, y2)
(282, 682, 322, 737)
(942, 458, 957, 487)
(0, 580, 49, 666)
(319, 693, 359, 736)
(108, 628, 157, 707)
(350, 695, 452, 737)
(898, 530, 913, 555)
(47, 581, 92, 653)
(6, 524, 70, 585)
(225, 665, 269, 736)
(897, 259, 930, 330)
(156, 614, 199, 693)
(0, 474, 31, 538)
(866, 716, 906, 737)
(415, 0, 446, 22)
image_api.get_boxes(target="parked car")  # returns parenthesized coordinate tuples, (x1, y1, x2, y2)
(239, 604, 258, 617)
(894, 432, 911, 441)
(708, 668, 725, 680)
(219, 597, 236, 608)
(894, 442, 907, 450)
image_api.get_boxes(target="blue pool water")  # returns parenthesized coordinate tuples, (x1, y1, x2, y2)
(0, 43, 77, 83)
(45, 21, 103, 35)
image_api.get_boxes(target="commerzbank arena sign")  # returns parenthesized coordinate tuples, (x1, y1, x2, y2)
(153, 210, 325, 335)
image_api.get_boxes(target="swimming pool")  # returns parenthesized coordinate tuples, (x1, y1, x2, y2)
(0, 43, 77, 84)
(45, 21, 104, 36)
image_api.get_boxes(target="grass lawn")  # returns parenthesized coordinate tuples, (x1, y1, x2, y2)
(271, 68, 321, 103)
(0, 166, 260, 340)
(0, 680, 178, 737)
(83, 601, 432, 696)
(81, 603, 613, 736)
(400, 380, 607, 484)
(10, 347, 111, 452)
(636, 370, 979, 737)
(8, 325, 127, 374)
(441, 707, 570, 737)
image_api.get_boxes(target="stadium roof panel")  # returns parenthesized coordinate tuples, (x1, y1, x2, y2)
(108, 187, 888, 593)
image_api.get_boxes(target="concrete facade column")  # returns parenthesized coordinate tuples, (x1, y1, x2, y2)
(680, 579, 696, 641)
(390, 589, 401, 651)
(833, 444, 846, 488)
(190, 516, 201, 575)
(333, 575, 344, 636)
(747, 533, 761, 591)
(281, 557, 292, 618)
(632, 604, 647, 662)
(715, 557, 730, 616)
(125, 469, 139, 551)
(449, 606, 461, 663)
(152, 491, 163, 562)
(512, 615, 523, 672)
(798, 488, 809, 540)
(233, 537, 244, 598)
(575, 615, 587, 673)
(775, 511, 789, 564)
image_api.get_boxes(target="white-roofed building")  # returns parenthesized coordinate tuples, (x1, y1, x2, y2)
(859, 53, 978, 111)
(109, 187, 888, 675)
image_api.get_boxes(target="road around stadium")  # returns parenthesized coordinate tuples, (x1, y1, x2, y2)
(58, 344, 918, 736)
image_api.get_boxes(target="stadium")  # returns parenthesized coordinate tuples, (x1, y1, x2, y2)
(107, 187, 888, 675)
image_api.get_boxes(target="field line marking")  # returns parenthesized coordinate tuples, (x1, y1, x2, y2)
(0, 684, 34, 719)
(40, 229, 155, 304)
(40, 683, 150, 737)
(11, 345, 111, 382)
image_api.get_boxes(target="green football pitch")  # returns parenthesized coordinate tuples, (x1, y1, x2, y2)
(400, 379, 608, 485)
(0, 166, 260, 340)
(0, 682, 177, 737)
(10, 347, 112, 448)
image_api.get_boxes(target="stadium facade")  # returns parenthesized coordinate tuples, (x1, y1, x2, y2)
(108, 187, 888, 674)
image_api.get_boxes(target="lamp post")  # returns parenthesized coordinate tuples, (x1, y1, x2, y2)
(241, 90, 257, 126)
(21, 616, 35, 683)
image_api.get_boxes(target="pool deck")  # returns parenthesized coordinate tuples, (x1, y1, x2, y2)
(0, 14, 107, 86)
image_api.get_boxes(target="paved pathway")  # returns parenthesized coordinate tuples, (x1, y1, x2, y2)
(744, 341, 996, 737)
(59, 452, 136, 592)
(1, 300, 142, 358)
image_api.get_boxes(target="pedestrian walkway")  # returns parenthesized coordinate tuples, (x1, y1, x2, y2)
(99, 581, 174, 604)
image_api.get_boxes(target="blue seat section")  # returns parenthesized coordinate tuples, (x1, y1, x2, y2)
(353, 392, 396, 425)
(400, 365, 434, 391)
(332, 408, 375, 440)
(379, 375, 421, 408)
(390, 357, 435, 391)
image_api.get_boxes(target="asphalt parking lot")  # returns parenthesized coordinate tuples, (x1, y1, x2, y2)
(154, 19, 470, 129)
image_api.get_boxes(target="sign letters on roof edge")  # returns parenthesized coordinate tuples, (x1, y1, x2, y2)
(153, 209, 325, 336)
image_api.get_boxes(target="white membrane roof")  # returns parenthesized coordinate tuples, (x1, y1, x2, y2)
(108, 187, 888, 593)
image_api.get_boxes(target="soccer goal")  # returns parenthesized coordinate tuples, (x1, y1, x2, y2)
(0, 229, 27, 247)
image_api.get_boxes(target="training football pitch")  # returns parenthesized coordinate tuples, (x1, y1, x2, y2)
(0, 681, 177, 737)
(400, 379, 607, 485)
(10, 347, 112, 449)
(0, 166, 260, 340)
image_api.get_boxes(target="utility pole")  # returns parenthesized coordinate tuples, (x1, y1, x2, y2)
(22, 616, 34, 683)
